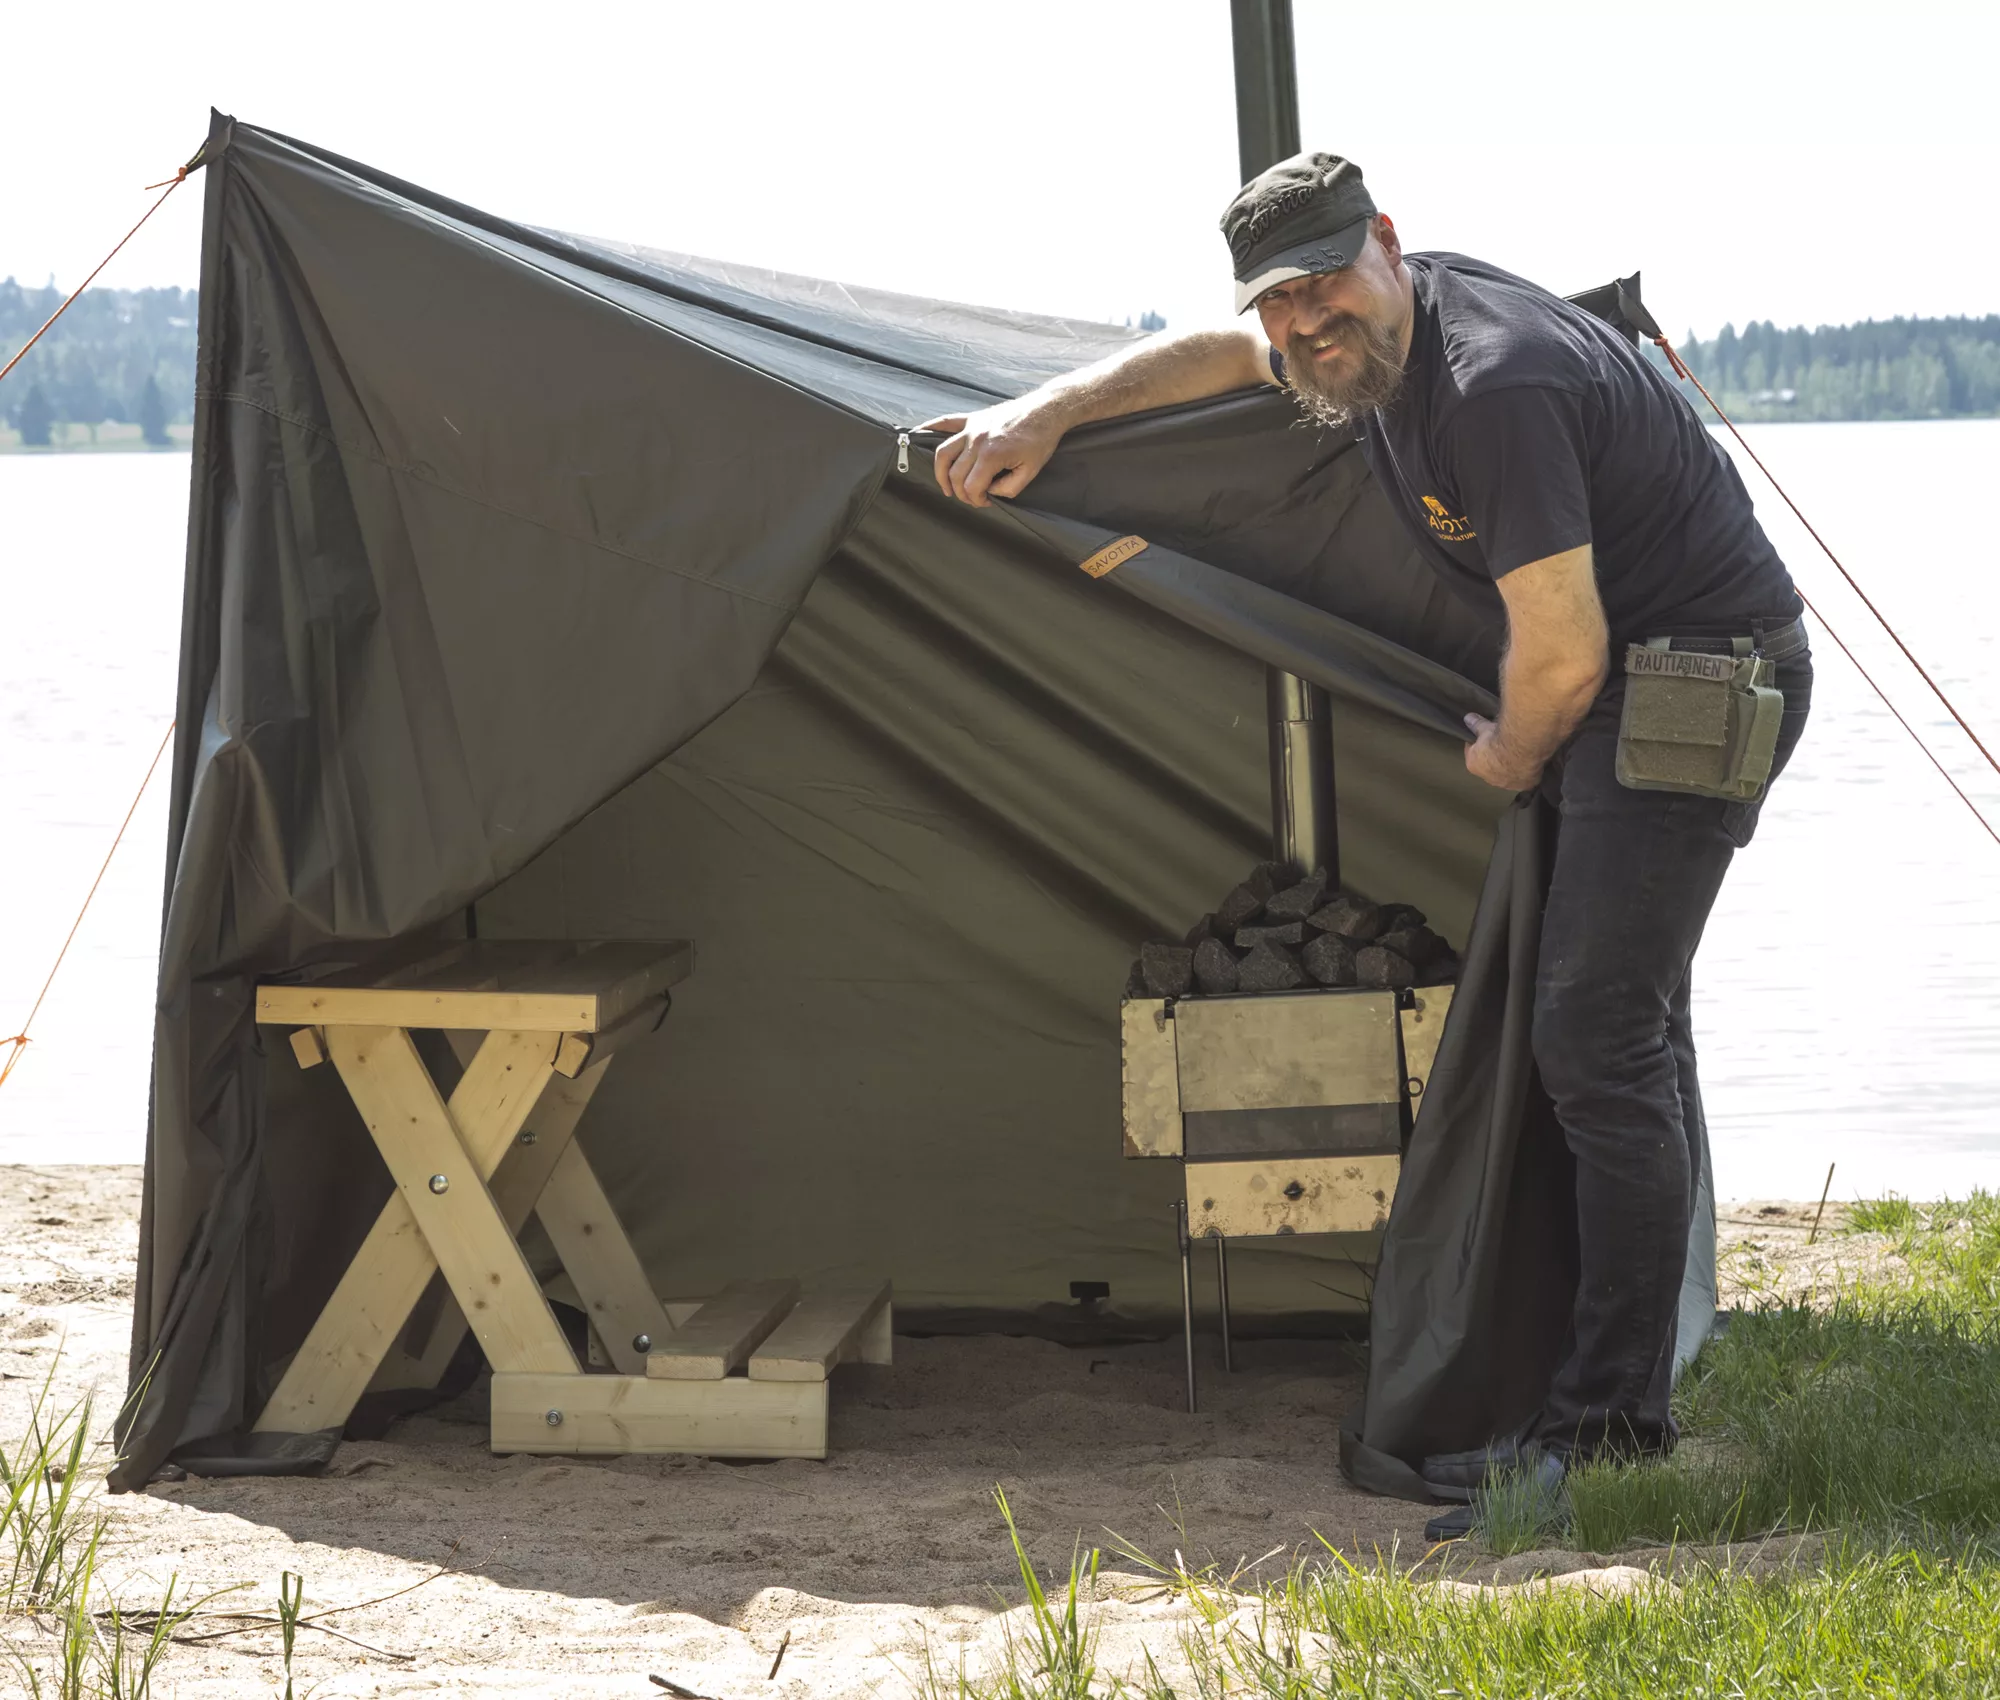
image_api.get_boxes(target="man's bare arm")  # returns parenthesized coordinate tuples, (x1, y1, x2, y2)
(1463, 544, 1610, 791)
(921, 327, 1276, 508)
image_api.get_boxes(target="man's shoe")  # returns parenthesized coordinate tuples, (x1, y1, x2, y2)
(1423, 1447, 1569, 1544)
(1423, 1500, 1480, 1542)
(1419, 1427, 1542, 1503)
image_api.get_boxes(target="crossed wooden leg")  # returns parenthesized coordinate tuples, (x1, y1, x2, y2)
(255, 1025, 667, 1433)
(369, 1040, 674, 1391)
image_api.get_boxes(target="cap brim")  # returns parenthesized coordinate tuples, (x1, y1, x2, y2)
(1233, 216, 1375, 313)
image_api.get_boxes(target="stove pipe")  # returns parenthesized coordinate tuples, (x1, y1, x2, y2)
(1230, 0, 1339, 886)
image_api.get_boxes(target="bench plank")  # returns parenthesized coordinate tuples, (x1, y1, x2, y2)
(749, 1282, 893, 1382)
(255, 940, 694, 1032)
(493, 1372, 827, 1459)
(646, 1280, 800, 1381)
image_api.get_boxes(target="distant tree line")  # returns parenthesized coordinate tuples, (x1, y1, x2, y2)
(6, 279, 1997, 440)
(1663, 315, 2000, 422)
(0, 279, 196, 445)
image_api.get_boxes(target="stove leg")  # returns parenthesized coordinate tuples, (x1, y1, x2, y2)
(1214, 1233, 1233, 1373)
(1175, 1198, 1197, 1414)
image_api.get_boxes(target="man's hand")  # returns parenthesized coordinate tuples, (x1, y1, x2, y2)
(1463, 545, 1611, 792)
(919, 326, 1275, 509)
(920, 396, 1071, 508)
(1462, 711, 1546, 791)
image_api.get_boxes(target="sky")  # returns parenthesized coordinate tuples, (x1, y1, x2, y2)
(4, 0, 1996, 343)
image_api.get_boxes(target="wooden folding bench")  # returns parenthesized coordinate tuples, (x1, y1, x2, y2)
(254, 938, 891, 1460)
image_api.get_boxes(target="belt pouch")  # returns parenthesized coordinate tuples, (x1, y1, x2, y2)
(1615, 637, 1783, 801)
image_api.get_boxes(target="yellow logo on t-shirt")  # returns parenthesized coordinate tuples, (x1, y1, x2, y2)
(1421, 494, 1477, 542)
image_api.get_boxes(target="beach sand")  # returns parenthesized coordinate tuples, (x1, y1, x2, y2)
(0, 1166, 1891, 1695)
(0, 1165, 1423, 1696)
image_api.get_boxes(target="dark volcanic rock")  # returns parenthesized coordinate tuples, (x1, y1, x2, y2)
(1192, 937, 1241, 994)
(1354, 946, 1416, 991)
(1215, 882, 1266, 930)
(1182, 913, 1219, 948)
(1218, 864, 1293, 929)
(1124, 960, 1146, 998)
(1140, 941, 1194, 999)
(1307, 895, 1386, 943)
(1376, 903, 1429, 934)
(1263, 868, 1331, 922)
(1301, 932, 1358, 987)
(1378, 924, 1449, 968)
(1236, 941, 1305, 993)
(1234, 921, 1305, 949)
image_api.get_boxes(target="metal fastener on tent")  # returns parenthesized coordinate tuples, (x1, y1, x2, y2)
(632, 1333, 652, 1354)
(428, 1174, 449, 1195)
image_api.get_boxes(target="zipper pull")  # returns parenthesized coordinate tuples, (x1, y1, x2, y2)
(896, 431, 911, 474)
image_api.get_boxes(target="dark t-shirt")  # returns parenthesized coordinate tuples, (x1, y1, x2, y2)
(1275, 253, 1801, 642)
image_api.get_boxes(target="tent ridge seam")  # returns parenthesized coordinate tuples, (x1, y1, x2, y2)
(196, 388, 808, 616)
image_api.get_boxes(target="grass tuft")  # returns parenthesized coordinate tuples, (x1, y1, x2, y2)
(2, 1374, 104, 1620)
(3, 1361, 225, 1697)
(1470, 1463, 1567, 1556)
(919, 1487, 1101, 1700)
(1846, 1193, 1923, 1237)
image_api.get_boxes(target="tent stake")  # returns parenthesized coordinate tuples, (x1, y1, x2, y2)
(1214, 1233, 1233, 1374)
(1176, 1199, 1197, 1414)
(1808, 1162, 1836, 1244)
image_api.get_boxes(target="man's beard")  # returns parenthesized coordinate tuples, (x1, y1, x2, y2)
(1283, 312, 1407, 429)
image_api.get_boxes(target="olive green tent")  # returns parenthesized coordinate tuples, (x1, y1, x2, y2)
(118, 112, 1714, 1498)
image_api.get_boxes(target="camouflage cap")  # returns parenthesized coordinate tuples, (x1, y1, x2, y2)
(1220, 152, 1378, 313)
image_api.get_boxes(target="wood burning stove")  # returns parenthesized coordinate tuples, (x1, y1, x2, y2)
(1121, 980, 1454, 1410)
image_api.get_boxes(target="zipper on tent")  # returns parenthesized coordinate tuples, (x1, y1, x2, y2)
(896, 431, 911, 474)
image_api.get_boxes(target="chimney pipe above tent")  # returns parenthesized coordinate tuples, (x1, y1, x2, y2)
(1229, 0, 1301, 176)
(1229, 0, 1338, 887)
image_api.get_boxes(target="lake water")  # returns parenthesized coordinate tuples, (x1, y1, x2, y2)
(2, 424, 1996, 1199)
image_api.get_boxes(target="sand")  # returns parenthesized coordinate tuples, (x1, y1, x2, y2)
(0, 1167, 1880, 1696)
(0, 1165, 1430, 1696)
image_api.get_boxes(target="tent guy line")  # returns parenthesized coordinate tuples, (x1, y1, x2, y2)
(0, 718, 176, 1092)
(0, 144, 204, 390)
(1644, 324, 2000, 846)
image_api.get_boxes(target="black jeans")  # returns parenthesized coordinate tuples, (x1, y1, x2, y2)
(1530, 621, 1813, 1458)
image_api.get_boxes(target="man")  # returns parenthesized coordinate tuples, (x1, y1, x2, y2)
(922, 153, 1813, 1539)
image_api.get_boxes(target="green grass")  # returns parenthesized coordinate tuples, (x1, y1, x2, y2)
(920, 1488, 1103, 1700)
(927, 1193, 2000, 1697)
(1565, 1189, 2000, 1551)
(1179, 1547, 1997, 1698)
(928, 1515, 2000, 1698)
(1844, 1194, 1924, 1237)
(2, 1366, 218, 1697)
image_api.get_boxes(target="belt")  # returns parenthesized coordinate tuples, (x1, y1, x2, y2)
(1652, 614, 1810, 663)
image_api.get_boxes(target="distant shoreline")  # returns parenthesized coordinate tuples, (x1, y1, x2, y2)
(4, 416, 1998, 456)
(0, 421, 193, 454)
